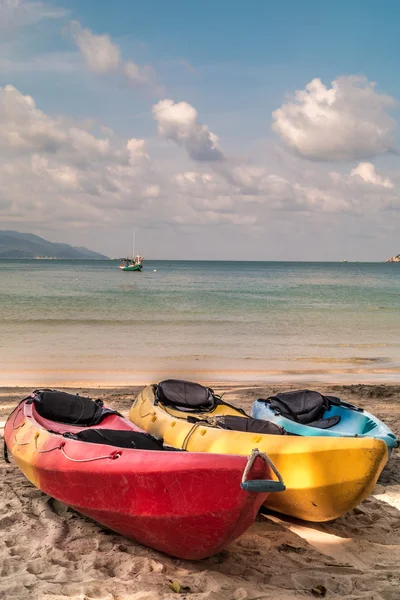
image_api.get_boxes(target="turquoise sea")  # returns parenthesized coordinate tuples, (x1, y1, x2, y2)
(0, 260, 399, 385)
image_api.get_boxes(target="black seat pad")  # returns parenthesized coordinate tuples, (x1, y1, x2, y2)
(65, 429, 181, 451)
(33, 390, 116, 426)
(215, 415, 286, 435)
(264, 390, 341, 428)
(306, 417, 341, 429)
(156, 379, 218, 412)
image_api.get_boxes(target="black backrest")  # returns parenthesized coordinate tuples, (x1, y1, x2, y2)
(267, 390, 332, 425)
(33, 390, 115, 426)
(156, 379, 218, 412)
(66, 429, 181, 451)
(215, 415, 286, 435)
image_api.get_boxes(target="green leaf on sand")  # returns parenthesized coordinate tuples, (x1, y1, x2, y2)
(168, 580, 191, 593)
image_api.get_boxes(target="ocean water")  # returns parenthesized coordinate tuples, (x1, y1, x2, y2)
(0, 260, 399, 385)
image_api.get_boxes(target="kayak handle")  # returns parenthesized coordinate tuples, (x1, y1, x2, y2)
(241, 448, 286, 493)
(241, 479, 286, 493)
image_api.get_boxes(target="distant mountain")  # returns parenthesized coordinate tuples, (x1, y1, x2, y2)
(0, 230, 108, 259)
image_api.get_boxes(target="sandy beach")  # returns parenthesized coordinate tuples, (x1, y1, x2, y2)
(0, 381, 399, 600)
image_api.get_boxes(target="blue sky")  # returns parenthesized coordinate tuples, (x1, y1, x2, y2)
(58, 0, 399, 73)
(1, 0, 400, 260)
(13, 0, 400, 137)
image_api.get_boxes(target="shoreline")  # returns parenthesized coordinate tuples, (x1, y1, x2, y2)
(1, 368, 400, 388)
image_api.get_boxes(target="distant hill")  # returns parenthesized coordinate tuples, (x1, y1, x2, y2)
(0, 231, 108, 259)
(386, 254, 400, 263)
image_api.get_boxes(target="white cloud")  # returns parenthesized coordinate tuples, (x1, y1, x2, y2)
(227, 164, 270, 195)
(127, 138, 148, 163)
(0, 0, 67, 29)
(151, 94, 390, 217)
(70, 20, 161, 93)
(273, 76, 397, 162)
(293, 183, 350, 212)
(175, 171, 215, 194)
(229, 167, 352, 212)
(350, 162, 394, 188)
(152, 99, 224, 161)
(1, 77, 400, 254)
(0, 88, 265, 234)
(31, 154, 80, 190)
(124, 60, 153, 86)
(156, 93, 400, 219)
(70, 20, 121, 74)
(0, 85, 118, 163)
(0, 84, 161, 228)
(171, 209, 255, 227)
(142, 184, 160, 197)
(176, 172, 212, 185)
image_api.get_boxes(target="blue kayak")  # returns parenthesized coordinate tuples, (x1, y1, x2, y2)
(252, 389, 398, 452)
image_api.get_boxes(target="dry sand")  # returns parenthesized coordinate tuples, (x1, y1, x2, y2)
(0, 382, 399, 600)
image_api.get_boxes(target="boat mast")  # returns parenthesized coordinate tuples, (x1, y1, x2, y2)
(132, 231, 135, 259)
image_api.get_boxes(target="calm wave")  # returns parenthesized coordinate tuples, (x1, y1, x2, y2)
(1, 259, 399, 384)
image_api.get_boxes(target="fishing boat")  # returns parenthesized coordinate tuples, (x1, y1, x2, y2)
(119, 254, 143, 271)
(4, 389, 284, 560)
(128, 379, 388, 523)
(119, 232, 144, 271)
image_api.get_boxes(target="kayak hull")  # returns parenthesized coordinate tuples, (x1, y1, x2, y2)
(252, 400, 399, 451)
(129, 386, 389, 522)
(5, 400, 271, 560)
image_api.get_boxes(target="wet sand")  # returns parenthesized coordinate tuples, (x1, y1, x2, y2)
(0, 382, 399, 600)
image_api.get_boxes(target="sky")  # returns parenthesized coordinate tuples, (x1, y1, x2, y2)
(1, 0, 400, 260)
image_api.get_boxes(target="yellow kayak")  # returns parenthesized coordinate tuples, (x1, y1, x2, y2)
(129, 383, 388, 522)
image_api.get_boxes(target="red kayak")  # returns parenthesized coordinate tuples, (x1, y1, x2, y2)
(4, 390, 284, 560)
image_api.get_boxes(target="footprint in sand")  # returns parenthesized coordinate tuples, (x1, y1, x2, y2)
(0, 513, 23, 530)
(0, 557, 27, 578)
(81, 583, 118, 599)
(290, 568, 355, 596)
